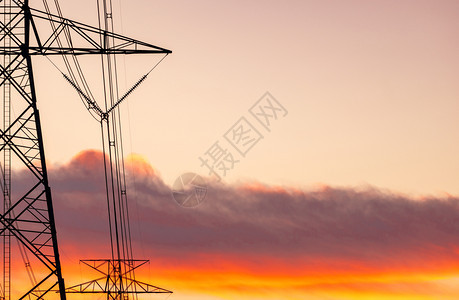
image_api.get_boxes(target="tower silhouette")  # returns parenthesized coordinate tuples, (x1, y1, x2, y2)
(0, 0, 171, 299)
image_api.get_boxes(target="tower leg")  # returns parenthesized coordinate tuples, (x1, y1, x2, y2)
(0, 1, 66, 299)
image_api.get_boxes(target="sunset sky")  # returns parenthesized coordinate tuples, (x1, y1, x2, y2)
(7, 0, 459, 299)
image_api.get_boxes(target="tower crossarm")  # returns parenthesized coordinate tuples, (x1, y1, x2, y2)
(0, 6, 171, 56)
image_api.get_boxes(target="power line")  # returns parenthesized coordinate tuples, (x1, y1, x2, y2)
(0, 0, 172, 299)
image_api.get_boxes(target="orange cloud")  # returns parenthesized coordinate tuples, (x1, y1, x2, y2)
(9, 150, 459, 299)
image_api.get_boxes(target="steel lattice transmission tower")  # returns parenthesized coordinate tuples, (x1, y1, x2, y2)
(0, 0, 171, 299)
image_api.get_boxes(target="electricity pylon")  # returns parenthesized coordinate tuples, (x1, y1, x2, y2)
(0, 0, 171, 299)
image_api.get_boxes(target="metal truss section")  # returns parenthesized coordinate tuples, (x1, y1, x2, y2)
(0, 1, 66, 299)
(0, 6, 171, 56)
(65, 259, 172, 298)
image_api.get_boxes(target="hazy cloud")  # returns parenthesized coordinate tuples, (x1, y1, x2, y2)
(25, 150, 459, 275)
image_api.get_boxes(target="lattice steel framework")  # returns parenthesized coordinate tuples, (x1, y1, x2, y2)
(0, 0, 171, 299)
(0, 1, 67, 299)
(65, 260, 172, 298)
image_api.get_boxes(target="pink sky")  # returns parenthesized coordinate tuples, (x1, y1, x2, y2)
(30, 0, 459, 195)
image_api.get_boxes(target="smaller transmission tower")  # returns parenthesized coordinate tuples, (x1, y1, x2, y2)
(66, 260, 172, 297)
